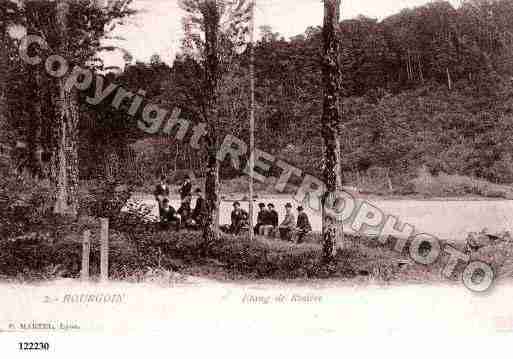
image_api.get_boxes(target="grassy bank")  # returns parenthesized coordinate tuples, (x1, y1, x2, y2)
(3, 167, 512, 286)
(4, 225, 510, 286)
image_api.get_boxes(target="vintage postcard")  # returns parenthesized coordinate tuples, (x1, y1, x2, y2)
(1, 0, 513, 355)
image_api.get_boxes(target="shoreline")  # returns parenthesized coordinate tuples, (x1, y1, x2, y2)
(133, 191, 513, 202)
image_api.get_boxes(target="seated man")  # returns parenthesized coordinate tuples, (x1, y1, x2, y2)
(159, 199, 181, 231)
(279, 203, 295, 241)
(254, 203, 269, 235)
(296, 206, 312, 244)
(177, 197, 193, 228)
(179, 175, 192, 203)
(230, 201, 248, 235)
(261, 203, 279, 237)
(154, 175, 170, 209)
(191, 188, 207, 228)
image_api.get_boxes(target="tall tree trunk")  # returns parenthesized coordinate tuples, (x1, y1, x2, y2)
(321, 0, 344, 262)
(0, 3, 11, 127)
(25, 2, 44, 179)
(53, 0, 79, 218)
(0, 15, 6, 107)
(43, 78, 59, 181)
(202, 0, 221, 251)
(27, 69, 43, 178)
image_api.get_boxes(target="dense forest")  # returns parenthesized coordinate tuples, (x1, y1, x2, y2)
(2, 0, 513, 192)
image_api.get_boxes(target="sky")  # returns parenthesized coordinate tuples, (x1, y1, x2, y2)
(99, 0, 462, 69)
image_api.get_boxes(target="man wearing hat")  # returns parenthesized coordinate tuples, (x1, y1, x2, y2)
(279, 202, 296, 241)
(179, 175, 192, 203)
(192, 188, 207, 227)
(296, 206, 312, 244)
(159, 198, 181, 231)
(154, 174, 170, 209)
(177, 199, 192, 228)
(230, 201, 248, 235)
(254, 203, 269, 235)
(260, 203, 279, 238)
(267, 203, 279, 228)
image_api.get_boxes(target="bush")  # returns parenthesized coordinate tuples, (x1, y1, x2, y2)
(0, 165, 55, 240)
(86, 182, 133, 221)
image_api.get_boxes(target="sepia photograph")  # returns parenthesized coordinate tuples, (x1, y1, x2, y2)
(1, 0, 513, 354)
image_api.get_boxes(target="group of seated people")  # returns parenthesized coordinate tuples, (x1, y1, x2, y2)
(154, 175, 313, 243)
(222, 201, 312, 244)
(277, 203, 313, 244)
(154, 175, 207, 231)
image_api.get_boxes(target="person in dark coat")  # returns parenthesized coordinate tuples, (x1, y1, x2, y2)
(179, 175, 192, 202)
(254, 203, 269, 235)
(279, 203, 295, 241)
(296, 206, 312, 244)
(159, 199, 181, 231)
(192, 188, 207, 227)
(154, 175, 170, 208)
(230, 201, 248, 235)
(262, 203, 279, 237)
(177, 199, 192, 227)
(267, 203, 278, 227)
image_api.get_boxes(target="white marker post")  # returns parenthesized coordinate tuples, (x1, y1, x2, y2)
(100, 218, 109, 282)
(81, 230, 91, 281)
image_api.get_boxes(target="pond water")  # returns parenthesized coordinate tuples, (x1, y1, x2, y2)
(125, 193, 513, 241)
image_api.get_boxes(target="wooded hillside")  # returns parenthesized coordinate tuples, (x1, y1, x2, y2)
(2, 0, 513, 191)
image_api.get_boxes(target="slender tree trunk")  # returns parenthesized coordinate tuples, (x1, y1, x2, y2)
(417, 54, 424, 83)
(406, 51, 411, 81)
(446, 67, 452, 90)
(202, 1, 221, 251)
(174, 142, 179, 172)
(53, 0, 79, 218)
(104, 148, 118, 183)
(386, 168, 393, 192)
(321, 0, 344, 262)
